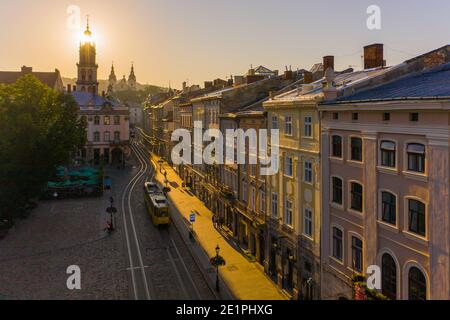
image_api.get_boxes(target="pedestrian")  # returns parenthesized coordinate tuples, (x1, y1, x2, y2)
(212, 215, 217, 229)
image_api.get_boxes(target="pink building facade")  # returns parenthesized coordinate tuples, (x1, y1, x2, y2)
(319, 64, 450, 300)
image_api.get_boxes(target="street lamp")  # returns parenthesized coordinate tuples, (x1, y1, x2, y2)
(210, 245, 226, 292)
(106, 196, 117, 231)
(215, 245, 221, 292)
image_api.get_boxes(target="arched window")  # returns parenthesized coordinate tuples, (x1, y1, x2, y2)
(408, 267, 427, 300)
(350, 137, 363, 162)
(350, 182, 363, 212)
(382, 254, 397, 300)
(93, 131, 100, 142)
(104, 131, 110, 142)
(331, 135, 342, 158)
(381, 191, 396, 225)
(408, 199, 426, 237)
(331, 177, 343, 205)
(332, 226, 343, 261)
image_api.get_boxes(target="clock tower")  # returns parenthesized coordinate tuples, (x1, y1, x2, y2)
(76, 17, 99, 95)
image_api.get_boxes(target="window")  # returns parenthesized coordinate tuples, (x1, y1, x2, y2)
(304, 208, 313, 237)
(407, 143, 425, 173)
(332, 177, 343, 205)
(410, 113, 419, 122)
(408, 199, 426, 237)
(285, 200, 293, 227)
(351, 236, 363, 272)
(304, 160, 313, 183)
(242, 181, 248, 203)
(94, 131, 100, 142)
(104, 116, 111, 125)
(380, 141, 396, 168)
(331, 135, 342, 158)
(304, 116, 312, 137)
(350, 182, 363, 212)
(250, 187, 256, 211)
(333, 112, 339, 120)
(332, 227, 343, 261)
(408, 267, 427, 300)
(350, 137, 363, 162)
(250, 165, 256, 177)
(285, 116, 292, 136)
(285, 157, 293, 177)
(271, 193, 278, 218)
(382, 254, 397, 300)
(352, 113, 359, 121)
(260, 191, 266, 214)
(114, 116, 120, 125)
(94, 116, 100, 125)
(272, 116, 278, 130)
(114, 131, 121, 141)
(104, 131, 110, 142)
(383, 113, 390, 121)
(381, 192, 396, 225)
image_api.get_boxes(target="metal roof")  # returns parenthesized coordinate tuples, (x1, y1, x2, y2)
(332, 62, 450, 103)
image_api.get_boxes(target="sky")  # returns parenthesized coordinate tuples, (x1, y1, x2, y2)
(1, 0, 450, 88)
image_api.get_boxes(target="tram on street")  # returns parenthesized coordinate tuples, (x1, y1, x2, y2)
(144, 182, 170, 226)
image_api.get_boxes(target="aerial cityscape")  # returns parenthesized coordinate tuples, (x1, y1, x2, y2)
(0, 0, 449, 307)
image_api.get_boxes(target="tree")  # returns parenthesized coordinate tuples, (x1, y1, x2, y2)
(113, 86, 165, 105)
(0, 75, 86, 221)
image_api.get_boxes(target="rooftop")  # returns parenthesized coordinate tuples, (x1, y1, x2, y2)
(0, 67, 62, 88)
(328, 62, 450, 103)
(271, 67, 391, 102)
(71, 91, 119, 107)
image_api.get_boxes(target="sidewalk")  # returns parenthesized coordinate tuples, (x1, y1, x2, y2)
(150, 155, 287, 300)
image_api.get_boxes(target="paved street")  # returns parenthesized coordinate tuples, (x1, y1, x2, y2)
(0, 143, 215, 300)
(0, 168, 130, 300)
(136, 131, 288, 300)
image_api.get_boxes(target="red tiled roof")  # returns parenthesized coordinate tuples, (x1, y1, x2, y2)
(0, 69, 61, 88)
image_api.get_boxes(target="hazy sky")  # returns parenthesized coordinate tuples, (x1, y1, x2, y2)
(1, 0, 450, 88)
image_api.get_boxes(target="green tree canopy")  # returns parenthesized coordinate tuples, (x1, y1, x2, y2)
(0, 75, 86, 220)
(113, 85, 166, 105)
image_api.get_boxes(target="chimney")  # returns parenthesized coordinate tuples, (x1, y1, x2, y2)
(67, 84, 72, 93)
(364, 43, 384, 69)
(182, 81, 187, 91)
(303, 71, 313, 84)
(284, 70, 293, 80)
(323, 56, 335, 72)
(323, 67, 338, 101)
(204, 81, 213, 89)
(21, 66, 33, 74)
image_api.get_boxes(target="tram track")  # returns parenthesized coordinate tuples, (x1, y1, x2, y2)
(132, 136, 213, 300)
(121, 141, 151, 300)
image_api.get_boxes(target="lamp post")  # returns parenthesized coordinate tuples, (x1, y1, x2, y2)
(210, 245, 225, 292)
(106, 196, 117, 230)
(215, 245, 221, 291)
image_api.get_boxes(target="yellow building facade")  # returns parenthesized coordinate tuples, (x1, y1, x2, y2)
(263, 95, 321, 300)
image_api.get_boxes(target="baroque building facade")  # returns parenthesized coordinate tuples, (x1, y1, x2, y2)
(71, 20, 130, 166)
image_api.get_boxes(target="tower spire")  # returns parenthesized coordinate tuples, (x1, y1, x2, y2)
(84, 15, 92, 36)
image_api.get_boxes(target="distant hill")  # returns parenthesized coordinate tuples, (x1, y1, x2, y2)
(62, 77, 167, 105)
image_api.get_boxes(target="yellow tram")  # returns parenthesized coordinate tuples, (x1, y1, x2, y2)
(144, 182, 170, 226)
